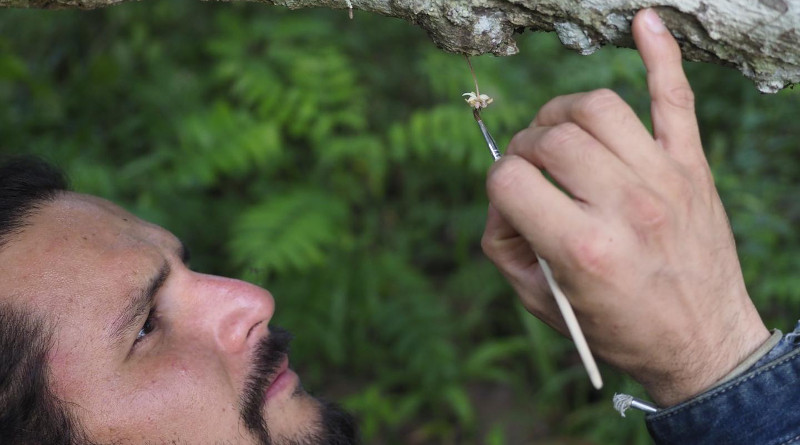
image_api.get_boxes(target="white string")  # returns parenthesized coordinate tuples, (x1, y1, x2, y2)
(613, 393, 634, 417)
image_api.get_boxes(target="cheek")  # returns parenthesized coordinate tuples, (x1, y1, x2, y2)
(48, 337, 108, 402)
(48, 349, 80, 398)
(78, 353, 248, 443)
(124, 354, 237, 418)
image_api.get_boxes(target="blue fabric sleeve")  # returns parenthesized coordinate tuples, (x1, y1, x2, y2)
(645, 321, 800, 445)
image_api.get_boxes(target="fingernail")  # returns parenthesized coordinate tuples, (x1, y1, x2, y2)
(644, 9, 667, 34)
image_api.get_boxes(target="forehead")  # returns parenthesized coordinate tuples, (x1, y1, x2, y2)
(0, 192, 177, 332)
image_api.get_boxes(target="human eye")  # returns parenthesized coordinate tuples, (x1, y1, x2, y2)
(134, 307, 159, 348)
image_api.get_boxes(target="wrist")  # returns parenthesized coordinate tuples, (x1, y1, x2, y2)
(644, 313, 770, 407)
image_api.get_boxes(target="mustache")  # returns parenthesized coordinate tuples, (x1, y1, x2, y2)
(240, 326, 294, 443)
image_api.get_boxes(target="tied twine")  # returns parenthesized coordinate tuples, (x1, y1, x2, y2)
(612, 393, 635, 417)
(612, 393, 659, 417)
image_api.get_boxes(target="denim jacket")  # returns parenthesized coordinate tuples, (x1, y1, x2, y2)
(645, 321, 800, 444)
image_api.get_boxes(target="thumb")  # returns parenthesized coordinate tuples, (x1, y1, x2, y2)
(632, 9, 703, 163)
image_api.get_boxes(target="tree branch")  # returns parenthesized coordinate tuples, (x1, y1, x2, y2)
(4, 0, 799, 92)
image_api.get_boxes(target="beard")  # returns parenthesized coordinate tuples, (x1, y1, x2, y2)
(239, 326, 360, 445)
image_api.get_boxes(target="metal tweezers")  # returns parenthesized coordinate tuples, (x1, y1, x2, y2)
(473, 109, 603, 389)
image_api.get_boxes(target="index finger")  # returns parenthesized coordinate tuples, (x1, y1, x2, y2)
(632, 9, 703, 165)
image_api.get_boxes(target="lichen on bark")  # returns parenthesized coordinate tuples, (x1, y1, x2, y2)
(3, 0, 798, 92)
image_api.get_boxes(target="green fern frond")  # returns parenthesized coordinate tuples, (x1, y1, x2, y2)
(316, 135, 387, 194)
(229, 189, 351, 276)
(170, 101, 283, 187)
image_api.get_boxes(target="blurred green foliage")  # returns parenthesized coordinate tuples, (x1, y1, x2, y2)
(0, 2, 798, 443)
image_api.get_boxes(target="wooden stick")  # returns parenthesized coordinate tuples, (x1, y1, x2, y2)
(464, 56, 601, 389)
(537, 253, 603, 389)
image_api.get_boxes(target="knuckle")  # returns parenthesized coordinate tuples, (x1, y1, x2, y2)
(664, 84, 695, 110)
(480, 231, 497, 257)
(506, 131, 529, 157)
(623, 185, 670, 230)
(565, 229, 613, 277)
(573, 89, 623, 121)
(535, 96, 561, 124)
(539, 122, 584, 153)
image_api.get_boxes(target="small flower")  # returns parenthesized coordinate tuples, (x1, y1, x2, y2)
(462, 92, 494, 110)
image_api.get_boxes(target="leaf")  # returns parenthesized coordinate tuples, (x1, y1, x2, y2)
(228, 189, 350, 275)
(443, 385, 475, 425)
(463, 337, 528, 381)
(169, 101, 283, 188)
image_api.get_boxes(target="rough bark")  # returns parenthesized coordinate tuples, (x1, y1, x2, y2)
(4, 0, 799, 92)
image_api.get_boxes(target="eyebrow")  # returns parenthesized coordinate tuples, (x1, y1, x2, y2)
(108, 240, 188, 350)
(108, 260, 170, 350)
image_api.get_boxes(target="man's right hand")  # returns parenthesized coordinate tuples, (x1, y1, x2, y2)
(481, 9, 770, 407)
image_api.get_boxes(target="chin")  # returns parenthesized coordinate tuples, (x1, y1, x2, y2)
(263, 387, 323, 440)
(264, 390, 360, 445)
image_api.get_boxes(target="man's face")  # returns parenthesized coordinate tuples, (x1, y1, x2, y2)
(0, 193, 356, 444)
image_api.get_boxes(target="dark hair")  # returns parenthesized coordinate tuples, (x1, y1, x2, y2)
(0, 156, 68, 249)
(0, 306, 83, 444)
(0, 157, 90, 444)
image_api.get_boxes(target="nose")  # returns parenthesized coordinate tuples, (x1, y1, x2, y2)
(189, 273, 275, 354)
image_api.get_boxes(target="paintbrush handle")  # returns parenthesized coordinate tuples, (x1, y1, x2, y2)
(536, 253, 603, 389)
(473, 109, 602, 389)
